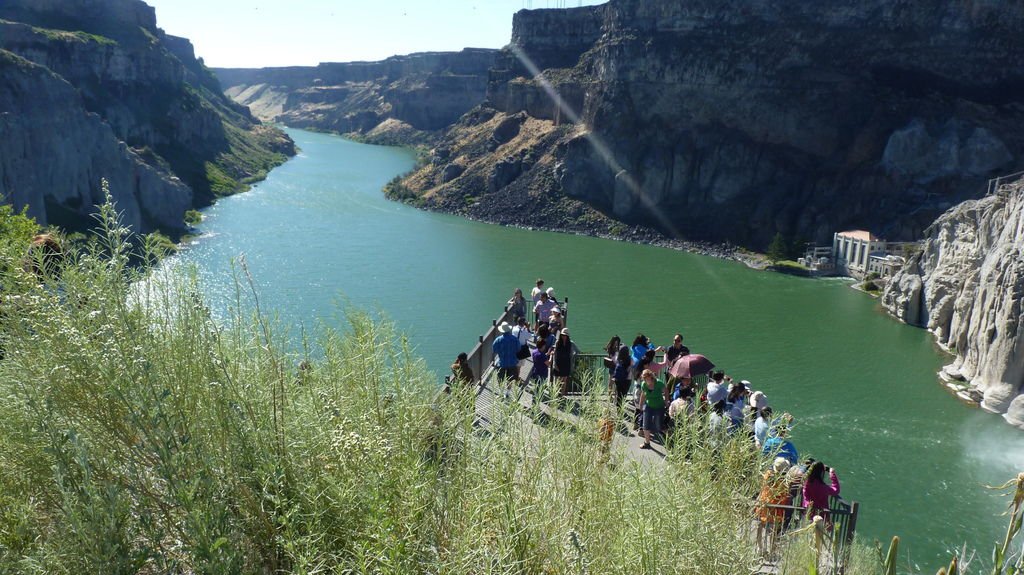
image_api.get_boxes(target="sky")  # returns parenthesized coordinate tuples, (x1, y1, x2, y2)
(145, 0, 607, 69)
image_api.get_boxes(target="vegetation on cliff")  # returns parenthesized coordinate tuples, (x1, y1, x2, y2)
(0, 0, 296, 233)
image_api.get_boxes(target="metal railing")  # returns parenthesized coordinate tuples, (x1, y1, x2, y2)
(456, 296, 571, 387)
(753, 495, 860, 575)
(987, 170, 1024, 196)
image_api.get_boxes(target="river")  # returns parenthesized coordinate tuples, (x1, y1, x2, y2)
(166, 127, 1019, 569)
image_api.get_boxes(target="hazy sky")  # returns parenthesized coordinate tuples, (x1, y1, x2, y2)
(145, 0, 606, 69)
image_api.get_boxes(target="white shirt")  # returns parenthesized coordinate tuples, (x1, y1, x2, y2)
(530, 286, 544, 304)
(512, 325, 532, 346)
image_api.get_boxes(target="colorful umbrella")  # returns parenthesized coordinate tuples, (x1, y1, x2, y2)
(669, 353, 715, 379)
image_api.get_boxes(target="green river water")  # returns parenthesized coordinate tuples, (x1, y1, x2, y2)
(167, 128, 1020, 569)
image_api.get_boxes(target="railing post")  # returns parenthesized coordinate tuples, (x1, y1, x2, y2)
(844, 501, 860, 558)
(478, 335, 484, 384)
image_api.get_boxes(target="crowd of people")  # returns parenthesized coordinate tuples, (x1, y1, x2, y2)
(450, 284, 843, 540)
(602, 331, 842, 539)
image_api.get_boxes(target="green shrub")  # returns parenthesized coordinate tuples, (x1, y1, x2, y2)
(184, 209, 203, 227)
(143, 231, 178, 257)
(383, 175, 420, 203)
(608, 223, 628, 237)
(0, 205, 39, 264)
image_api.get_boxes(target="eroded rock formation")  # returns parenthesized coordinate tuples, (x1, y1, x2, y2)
(0, 0, 294, 233)
(883, 177, 1024, 428)
(216, 49, 499, 145)
(398, 0, 1024, 249)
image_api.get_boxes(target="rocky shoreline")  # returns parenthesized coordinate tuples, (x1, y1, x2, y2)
(389, 193, 769, 269)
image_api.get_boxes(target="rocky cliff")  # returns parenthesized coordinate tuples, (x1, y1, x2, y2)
(883, 176, 1024, 428)
(216, 49, 499, 145)
(0, 0, 295, 233)
(397, 0, 1024, 249)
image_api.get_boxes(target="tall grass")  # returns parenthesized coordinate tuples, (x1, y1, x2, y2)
(0, 201, 1014, 574)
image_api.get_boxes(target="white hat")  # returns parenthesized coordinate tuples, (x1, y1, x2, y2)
(773, 457, 791, 474)
(546, 287, 555, 296)
(498, 322, 512, 333)
(740, 379, 752, 389)
(560, 328, 570, 336)
(750, 391, 769, 410)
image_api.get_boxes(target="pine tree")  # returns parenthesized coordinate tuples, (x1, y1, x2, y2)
(766, 232, 788, 263)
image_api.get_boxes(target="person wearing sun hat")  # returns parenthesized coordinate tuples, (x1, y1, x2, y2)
(492, 321, 521, 398)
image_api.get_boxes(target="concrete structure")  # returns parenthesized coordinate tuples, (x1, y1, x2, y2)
(833, 230, 887, 278)
(798, 244, 836, 273)
(868, 254, 906, 278)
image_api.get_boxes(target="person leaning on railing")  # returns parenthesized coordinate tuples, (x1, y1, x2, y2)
(507, 288, 526, 320)
(802, 461, 841, 524)
(450, 352, 475, 386)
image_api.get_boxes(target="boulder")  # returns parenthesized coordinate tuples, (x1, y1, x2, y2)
(441, 163, 465, 183)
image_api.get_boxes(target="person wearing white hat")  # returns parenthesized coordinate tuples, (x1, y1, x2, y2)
(750, 390, 769, 411)
(492, 321, 521, 399)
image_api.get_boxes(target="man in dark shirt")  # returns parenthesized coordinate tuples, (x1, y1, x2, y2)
(664, 333, 690, 402)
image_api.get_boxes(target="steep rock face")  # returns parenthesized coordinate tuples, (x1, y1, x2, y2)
(0, 0, 294, 232)
(0, 51, 191, 231)
(882, 177, 1024, 428)
(216, 49, 499, 144)
(400, 0, 1024, 249)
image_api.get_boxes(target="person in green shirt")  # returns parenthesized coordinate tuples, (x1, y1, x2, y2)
(639, 369, 666, 449)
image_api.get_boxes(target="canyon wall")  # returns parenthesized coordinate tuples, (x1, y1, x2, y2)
(216, 49, 499, 144)
(399, 0, 1024, 249)
(883, 176, 1024, 428)
(0, 0, 294, 233)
